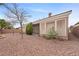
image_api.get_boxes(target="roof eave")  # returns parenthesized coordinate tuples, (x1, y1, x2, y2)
(32, 10, 72, 24)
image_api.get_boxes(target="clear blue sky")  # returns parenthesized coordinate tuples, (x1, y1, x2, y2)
(0, 3, 79, 27)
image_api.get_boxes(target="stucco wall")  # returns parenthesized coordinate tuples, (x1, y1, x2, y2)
(32, 10, 72, 40)
(46, 22, 55, 33)
(39, 17, 68, 38)
(40, 22, 46, 35)
(57, 19, 66, 36)
(33, 24, 39, 34)
(22, 24, 26, 33)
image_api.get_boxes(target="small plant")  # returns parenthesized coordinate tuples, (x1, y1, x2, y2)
(26, 23, 33, 35)
(45, 27, 57, 39)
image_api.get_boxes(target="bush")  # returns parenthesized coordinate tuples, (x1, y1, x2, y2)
(45, 28, 57, 39)
(26, 23, 33, 35)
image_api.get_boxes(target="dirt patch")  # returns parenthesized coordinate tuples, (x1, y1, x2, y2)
(0, 33, 79, 56)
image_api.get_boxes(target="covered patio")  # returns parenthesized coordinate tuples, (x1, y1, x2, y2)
(32, 10, 72, 40)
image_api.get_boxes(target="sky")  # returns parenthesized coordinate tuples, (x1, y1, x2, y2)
(0, 3, 79, 27)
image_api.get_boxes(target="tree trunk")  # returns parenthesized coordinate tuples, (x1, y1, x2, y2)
(12, 29, 14, 35)
(20, 23, 23, 39)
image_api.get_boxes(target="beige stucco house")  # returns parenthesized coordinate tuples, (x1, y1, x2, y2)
(32, 10, 72, 40)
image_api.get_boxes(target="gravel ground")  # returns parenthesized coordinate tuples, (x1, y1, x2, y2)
(0, 33, 79, 56)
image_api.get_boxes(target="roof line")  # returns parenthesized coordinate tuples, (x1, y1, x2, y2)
(32, 10, 72, 23)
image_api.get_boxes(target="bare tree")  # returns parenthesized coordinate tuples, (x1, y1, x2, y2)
(6, 19, 17, 35)
(4, 3, 30, 39)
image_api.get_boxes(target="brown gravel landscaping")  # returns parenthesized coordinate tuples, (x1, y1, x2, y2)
(0, 33, 79, 56)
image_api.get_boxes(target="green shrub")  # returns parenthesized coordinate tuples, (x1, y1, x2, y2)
(45, 28, 57, 39)
(26, 23, 33, 35)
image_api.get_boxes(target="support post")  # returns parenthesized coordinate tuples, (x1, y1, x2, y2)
(55, 20, 57, 32)
(65, 17, 68, 40)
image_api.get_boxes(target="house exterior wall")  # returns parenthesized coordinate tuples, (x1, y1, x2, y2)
(22, 24, 27, 33)
(32, 10, 72, 40)
(39, 17, 68, 40)
(56, 17, 68, 39)
(40, 22, 46, 35)
(57, 19, 66, 36)
(46, 22, 55, 33)
(33, 24, 39, 34)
